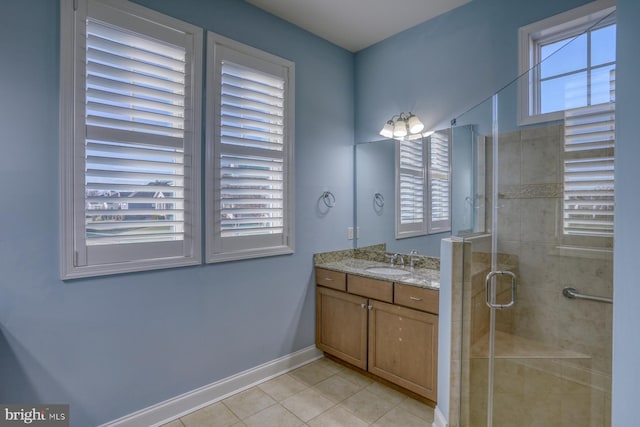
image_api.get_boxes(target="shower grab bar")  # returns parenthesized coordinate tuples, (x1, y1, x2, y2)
(562, 287, 612, 304)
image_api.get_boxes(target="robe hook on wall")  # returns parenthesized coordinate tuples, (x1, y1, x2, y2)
(374, 192, 385, 207)
(321, 191, 336, 208)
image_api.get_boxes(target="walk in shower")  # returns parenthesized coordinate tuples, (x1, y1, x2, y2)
(451, 8, 615, 427)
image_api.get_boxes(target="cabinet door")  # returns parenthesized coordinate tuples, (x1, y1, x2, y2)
(368, 300, 438, 401)
(316, 286, 368, 369)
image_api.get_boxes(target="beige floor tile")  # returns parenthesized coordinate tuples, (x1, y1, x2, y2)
(336, 367, 374, 389)
(290, 360, 340, 386)
(258, 374, 308, 401)
(397, 397, 435, 422)
(161, 420, 184, 427)
(313, 375, 363, 403)
(340, 389, 396, 424)
(180, 402, 239, 427)
(371, 406, 427, 427)
(308, 405, 369, 427)
(243, 404, 305, 427)
(282, 387, 335, 422)
(223, 388, 276, 420)
(365, 382, 407, 406)
(315, 358, 345, 374)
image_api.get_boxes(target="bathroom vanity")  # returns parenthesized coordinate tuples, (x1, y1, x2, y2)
(314, 249, 440, 403)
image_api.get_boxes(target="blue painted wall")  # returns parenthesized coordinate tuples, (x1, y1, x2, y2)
(354, 0, 640, 423)
(0, 1, 354, 425)
(354, 0, 592, 143)
(612, 1, 640, 426)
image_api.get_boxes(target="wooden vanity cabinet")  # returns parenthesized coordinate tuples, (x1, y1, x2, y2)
(316, 285, 368, 369)
(315, 267, 439, 402)
(368, 300, 438, 401)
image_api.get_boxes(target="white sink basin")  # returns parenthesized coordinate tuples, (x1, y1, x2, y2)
(365, 266, 411, 276)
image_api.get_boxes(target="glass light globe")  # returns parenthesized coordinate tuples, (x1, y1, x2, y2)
(407, 114, 424, 134)
(393, 120, 408, 138)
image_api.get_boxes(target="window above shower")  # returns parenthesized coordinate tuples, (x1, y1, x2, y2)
(517, 0, 616, 125)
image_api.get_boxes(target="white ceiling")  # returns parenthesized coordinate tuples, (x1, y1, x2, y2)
(245, 0, 472, 52)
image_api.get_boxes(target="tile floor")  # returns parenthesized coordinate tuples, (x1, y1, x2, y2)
(161, 357, 435, 427)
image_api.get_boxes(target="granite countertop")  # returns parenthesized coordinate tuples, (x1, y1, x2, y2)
(315, 257, 440, 290)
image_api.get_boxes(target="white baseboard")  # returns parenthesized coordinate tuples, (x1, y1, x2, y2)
(100, 346, 323, 427)
(432, 405, 448, 427)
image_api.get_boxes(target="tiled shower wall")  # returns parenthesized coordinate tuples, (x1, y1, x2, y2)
(486, 124, 613, 375)
(458, 124, 613, 427)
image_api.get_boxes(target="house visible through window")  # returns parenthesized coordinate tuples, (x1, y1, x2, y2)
(60, 0, 203, 279)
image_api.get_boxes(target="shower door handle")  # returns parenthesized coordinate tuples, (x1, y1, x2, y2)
(485, 270, 517, 309)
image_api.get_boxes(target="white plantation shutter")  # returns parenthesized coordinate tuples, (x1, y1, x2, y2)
(219, 62, 285, 237)
(85, 19, 187, 246)
(60, 0, 202, 278)
(207, 34, 294, 262)
(396, 138, 427, 238)
(563, 101, 615, 237)
(427, 131, 451, 233)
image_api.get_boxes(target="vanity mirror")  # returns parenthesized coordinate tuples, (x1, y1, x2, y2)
(354, 124, 485, 256)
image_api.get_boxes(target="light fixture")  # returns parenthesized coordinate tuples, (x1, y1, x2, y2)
(379, 112, 424, 139)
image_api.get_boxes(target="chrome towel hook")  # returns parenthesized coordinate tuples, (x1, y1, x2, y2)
(374, 192, 385, 207)
(321, 191, 336, 208)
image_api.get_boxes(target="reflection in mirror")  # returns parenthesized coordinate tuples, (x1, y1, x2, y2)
(355, 126, 486, 256)
(355, 129, 460, 256)
(451, 124, 486, 236)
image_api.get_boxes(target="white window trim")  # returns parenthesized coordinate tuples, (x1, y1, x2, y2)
(59, 0, 203, 279)
(205, 33, 295, 263)
(518, 0, 616, 126)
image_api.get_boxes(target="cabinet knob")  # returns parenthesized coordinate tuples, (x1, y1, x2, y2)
(360, 303, 366, 309)
(409, 296, 423, 301)
(323, 277, 333, 281)
(368, 305, 373, 310)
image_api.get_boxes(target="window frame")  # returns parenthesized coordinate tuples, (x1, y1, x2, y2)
(59, 0, 203, 279)
(518, 0, 616, 125)
(205, 33, 295, 263)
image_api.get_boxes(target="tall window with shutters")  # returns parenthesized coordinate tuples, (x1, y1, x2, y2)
(395, 131, 450, 239)
(206, 34, 295, 262)
(60, 0, 203, 279)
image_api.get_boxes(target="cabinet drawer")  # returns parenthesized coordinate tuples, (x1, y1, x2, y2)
(394, 283, 439, 314)
(348, 275, 393, 303)
(315, 268, 347, 291)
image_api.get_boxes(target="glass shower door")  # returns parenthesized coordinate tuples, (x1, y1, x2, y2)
(455, 29, 614, 426)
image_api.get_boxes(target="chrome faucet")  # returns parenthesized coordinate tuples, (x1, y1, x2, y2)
(409, 250, 418, 270)
(385, 254, 404, 267)
(396, 254, 405, 268)
(385, 253, 399, 267)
